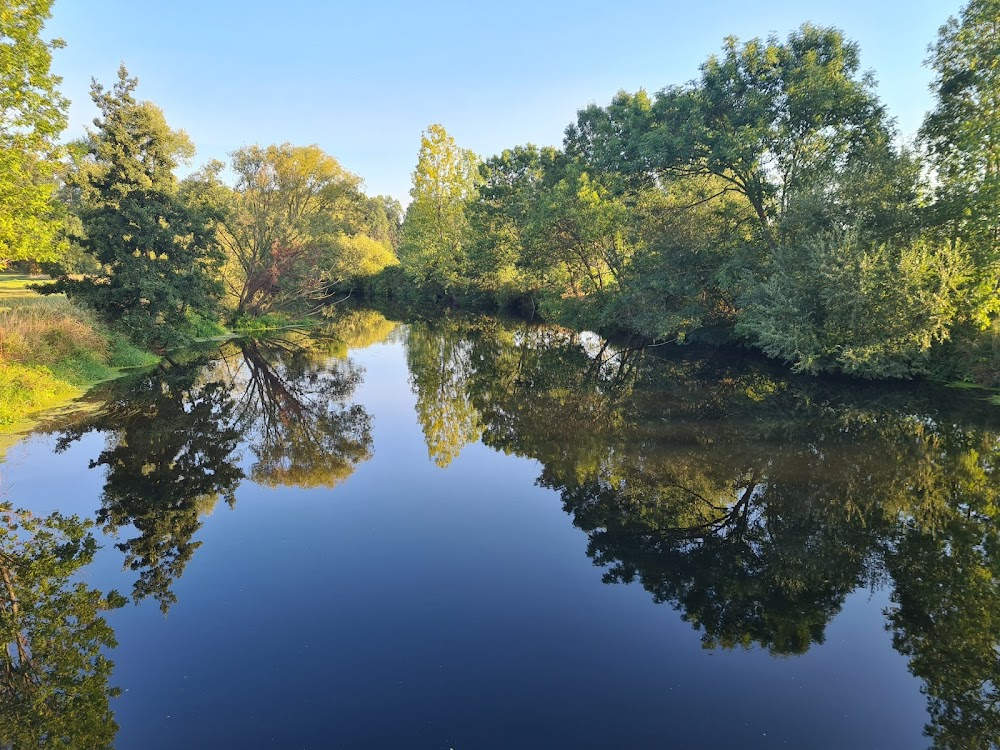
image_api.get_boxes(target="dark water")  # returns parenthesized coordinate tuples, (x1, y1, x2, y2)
(2, 309, 1000, 749)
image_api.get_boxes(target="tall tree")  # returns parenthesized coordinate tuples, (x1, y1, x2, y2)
(221, 143, 367, 315)
(49, 66, 224, 347)
(0, 0, 69, 268)
(922, 0, 1000, 329)
(569, 26, 894, 254)
(467, 145, 561, 307)
(399, 124, 480, 298)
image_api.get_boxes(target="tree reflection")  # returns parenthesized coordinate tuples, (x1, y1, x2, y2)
(405, 319, 482, 467)
(403, 315, 1000, 745)
(885, 425, 1000, 750)
(56, 359, 245, 613)
(0, 505, 122, 748)
(220, 335, 373, 489)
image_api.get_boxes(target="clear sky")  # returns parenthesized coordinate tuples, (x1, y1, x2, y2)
(46, 0, 964, 204)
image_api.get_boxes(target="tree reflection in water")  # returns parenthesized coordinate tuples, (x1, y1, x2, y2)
(404, 315, 1000, 749)
(54, 311, 389, 613)
(221, 335, 372, 490)
(17, 308, 1000, 749)
(0, 505, 122, 749)
(55, 360, 245, 613)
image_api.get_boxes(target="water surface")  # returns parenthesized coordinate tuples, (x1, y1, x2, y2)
(2, 309, 999, 749)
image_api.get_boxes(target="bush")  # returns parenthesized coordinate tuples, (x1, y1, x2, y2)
(736, 232, 970, 378)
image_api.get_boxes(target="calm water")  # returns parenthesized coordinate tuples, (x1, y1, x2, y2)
(2, 309, 1000, 749)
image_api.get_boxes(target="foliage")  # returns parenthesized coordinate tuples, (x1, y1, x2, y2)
(399, 124, 481, 298)
(327, 232, 398, 292)
(466, 145, 561, 307)
(0, 0, 68, 268)
(0, 504, 122, 749)
(45, 66, 224, 348)
(642, 24, 893, 251)
(737, 232, 972, 376)
(221, 143, 367, 316)
(417, 18, 997, 381)
(922, 0, 1000, 332)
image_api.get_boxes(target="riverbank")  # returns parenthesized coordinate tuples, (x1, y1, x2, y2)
(0, 275, 159, 427)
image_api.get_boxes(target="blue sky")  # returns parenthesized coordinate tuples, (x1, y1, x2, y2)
(47, 0, 964, 204)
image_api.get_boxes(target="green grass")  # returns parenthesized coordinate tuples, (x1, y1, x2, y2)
(108, 334, 160, 369)
(0, 274, 160, 427)
(0, 273, 56, 300)
(186, 311, 231, 340)
(0, 362, 80, 426)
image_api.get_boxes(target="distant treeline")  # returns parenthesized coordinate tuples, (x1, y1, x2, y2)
(1, 0, 997, 383)
(384, 3, 1000, 383)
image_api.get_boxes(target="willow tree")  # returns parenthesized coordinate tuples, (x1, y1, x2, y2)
(221, 143, 370, 315)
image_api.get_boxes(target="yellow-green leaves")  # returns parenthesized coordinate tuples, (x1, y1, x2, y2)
(0, 0, 68, 267)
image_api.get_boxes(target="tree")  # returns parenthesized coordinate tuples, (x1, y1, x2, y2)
(48, 66, 223, 347)
(362, 194, 403, 253)
(399, 124, 480, 297)
(0, 0, 68, 268)
(326, 232, 398, 293)
(569, 26, 893, 254)
(466, 145, 560, 307)
(736, 231, 971, 377)
(922, 0, 1000, 329)
(221, 143, 366, 315)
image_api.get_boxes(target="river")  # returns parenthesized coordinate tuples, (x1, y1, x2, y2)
(2, 307, 998, 749)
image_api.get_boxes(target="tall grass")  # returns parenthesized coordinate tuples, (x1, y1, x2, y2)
(0, 297, 108, 371)
(0, 295, 158, 425)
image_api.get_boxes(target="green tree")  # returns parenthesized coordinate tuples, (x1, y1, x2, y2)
(362, 194, 403, 253)
(466, 145, 561, 308)
(643, 24, 893, 252)
(0, 505, 122, 749)
(222, 143, 367, 315)
(922, 0, 1000, 329)
(399, 124, 480, 298)
(736, 231, 971, 377)
(48, 66, 223, 347)
(0, 0, 68, 268)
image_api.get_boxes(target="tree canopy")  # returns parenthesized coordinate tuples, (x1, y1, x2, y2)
(0, 0, 68, 268)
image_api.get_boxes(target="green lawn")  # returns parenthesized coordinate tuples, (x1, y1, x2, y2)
(0, 274, 55, 301)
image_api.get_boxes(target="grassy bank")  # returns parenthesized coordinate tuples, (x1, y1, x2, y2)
(0, 276, 159, 426)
